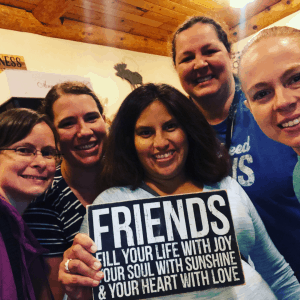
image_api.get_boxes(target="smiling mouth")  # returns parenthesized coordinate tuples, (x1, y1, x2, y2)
(280, 117, 300, 128)
(195, 75, 213, 84)
(21, 175, 47, 180)
(75, 142, 98, 150)
(154, 151, 175, 159)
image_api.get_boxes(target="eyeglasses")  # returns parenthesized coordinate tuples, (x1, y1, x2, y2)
(0, 146, 61, 163)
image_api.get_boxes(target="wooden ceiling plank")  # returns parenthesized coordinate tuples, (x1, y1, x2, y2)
(229, 0, 300, 43)
(144, 0, 207, 16)
(0, 4, 169, 55)
(118, 0, 188, 21)
(72, 1, 163, 27)
(142, 10, 182, 26)
(74, 0, 144, 16)
(0, 0, 37, 11)
(33, 0, 75, 25)
(64, 11, 136, 33)
(170, 0, 223, 12)
(217, 0, 281, 29)
(159, 22, 178, 32)
(65, 7, 170, 41)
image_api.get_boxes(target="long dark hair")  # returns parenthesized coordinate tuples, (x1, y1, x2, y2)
(101, 83, 230, 190)
(39, 81, 104, 121)
(171, 15, 231, 65)
(0, 108, 59, 148)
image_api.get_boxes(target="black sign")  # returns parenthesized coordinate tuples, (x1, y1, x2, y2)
(88, 190, 245, 300)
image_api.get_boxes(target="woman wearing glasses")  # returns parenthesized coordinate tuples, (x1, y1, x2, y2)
(22, 81, 107, 299)
(0, 108, 60, 299)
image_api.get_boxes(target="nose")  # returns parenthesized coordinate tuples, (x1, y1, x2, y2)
(153, 132, 169, 149)
(274, 87, 297, 112)
(193, 54, 208, 70)
(77, 121, 93, 138)
(30, 152, 48, 169)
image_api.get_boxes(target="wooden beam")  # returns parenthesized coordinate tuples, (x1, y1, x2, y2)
(64, 7, 171, 41)
(33, 0, 75, 25)
(229, 0, 300, 43)
(0, 4, 169, 56)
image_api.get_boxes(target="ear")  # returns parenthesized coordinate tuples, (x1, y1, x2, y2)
(244, 100, 252, 112)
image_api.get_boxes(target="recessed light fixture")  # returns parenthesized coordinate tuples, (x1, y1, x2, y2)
(230, 0, 255, 8)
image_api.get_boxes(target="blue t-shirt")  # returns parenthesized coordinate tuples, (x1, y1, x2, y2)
(213, 84, 300, 280)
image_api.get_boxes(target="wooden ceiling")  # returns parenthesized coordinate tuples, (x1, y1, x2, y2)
(0, 0, 300, 56)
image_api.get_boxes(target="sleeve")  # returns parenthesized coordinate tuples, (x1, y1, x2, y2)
(231, 179, 300, 300)
(23, 194, 68, 257)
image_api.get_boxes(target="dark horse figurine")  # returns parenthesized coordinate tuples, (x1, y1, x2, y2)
(114, 63, 143, 89)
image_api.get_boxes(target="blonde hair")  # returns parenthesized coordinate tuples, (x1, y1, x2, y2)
(238, 26, 300, 79)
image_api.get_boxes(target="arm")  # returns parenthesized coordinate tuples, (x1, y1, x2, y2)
(59, 233, 103, 300)
(45, 257, 64, 300)
(232, 179, 300, 299)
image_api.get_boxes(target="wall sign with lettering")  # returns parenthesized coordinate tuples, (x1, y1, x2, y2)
(0, 54, 27, 72)
(88, 190, 245, 300)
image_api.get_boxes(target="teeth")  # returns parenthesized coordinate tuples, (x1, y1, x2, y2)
(22, 175, 46, 180)
(282, 117, 300, 128)
(76, 142, 96, 150)
(196, 75, 213, 84)
(155, 151, 173, 159)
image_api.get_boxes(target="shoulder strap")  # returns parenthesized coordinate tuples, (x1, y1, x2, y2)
(0, 212, 26, 300)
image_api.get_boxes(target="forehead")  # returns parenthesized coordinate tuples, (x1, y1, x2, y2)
(175, 23, 223, 53)
(52, 94, 99, 120)
(12, 122, 55, 146)
(136, 101, 173, 126)
(240, 36, 300, 82)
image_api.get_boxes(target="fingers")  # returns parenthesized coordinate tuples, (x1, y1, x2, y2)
(63, 233, 101, 272)
(72, 233, 97, 253)
(59, 262, 102, 287)
(64, 258, 104, 281)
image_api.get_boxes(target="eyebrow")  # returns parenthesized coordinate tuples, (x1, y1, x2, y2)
(178, 43, 217, 57)
(247, 64, 300, 96)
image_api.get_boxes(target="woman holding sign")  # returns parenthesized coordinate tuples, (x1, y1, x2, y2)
(60, 84, 300, 300)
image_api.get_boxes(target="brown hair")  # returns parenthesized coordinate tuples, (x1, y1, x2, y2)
(171, 15, 231, 65)
(101, 83, 231, 190)
(0, 108, 59, 148)
(39, 81, 104, 121)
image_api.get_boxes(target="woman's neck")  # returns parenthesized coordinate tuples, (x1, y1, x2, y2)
(61, 160, 102, 206)
(193, 76, 236, 125)
(144, 174, 203, 197)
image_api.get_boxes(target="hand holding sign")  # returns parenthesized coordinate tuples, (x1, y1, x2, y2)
(59, 233, 104, 300)
(88, 190, 244, 300)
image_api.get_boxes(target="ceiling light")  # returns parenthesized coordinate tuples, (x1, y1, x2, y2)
(230, 0, 255, 8)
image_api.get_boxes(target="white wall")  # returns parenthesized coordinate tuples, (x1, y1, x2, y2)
(0, 28, 183, 119)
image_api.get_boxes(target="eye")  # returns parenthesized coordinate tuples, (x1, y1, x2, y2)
(164, 122, 178, 131)
(41, 148, 57, 158)
(85, 113, 100, 123)
(288, 73, 300, 87)
(15, 147, 35, 156)
(180, 55, 194, 64)
(58, 120, 75, 129)
(136, 128, 153, 138)
(253, 90, 271, 101)
(205, 49, 219, 56)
